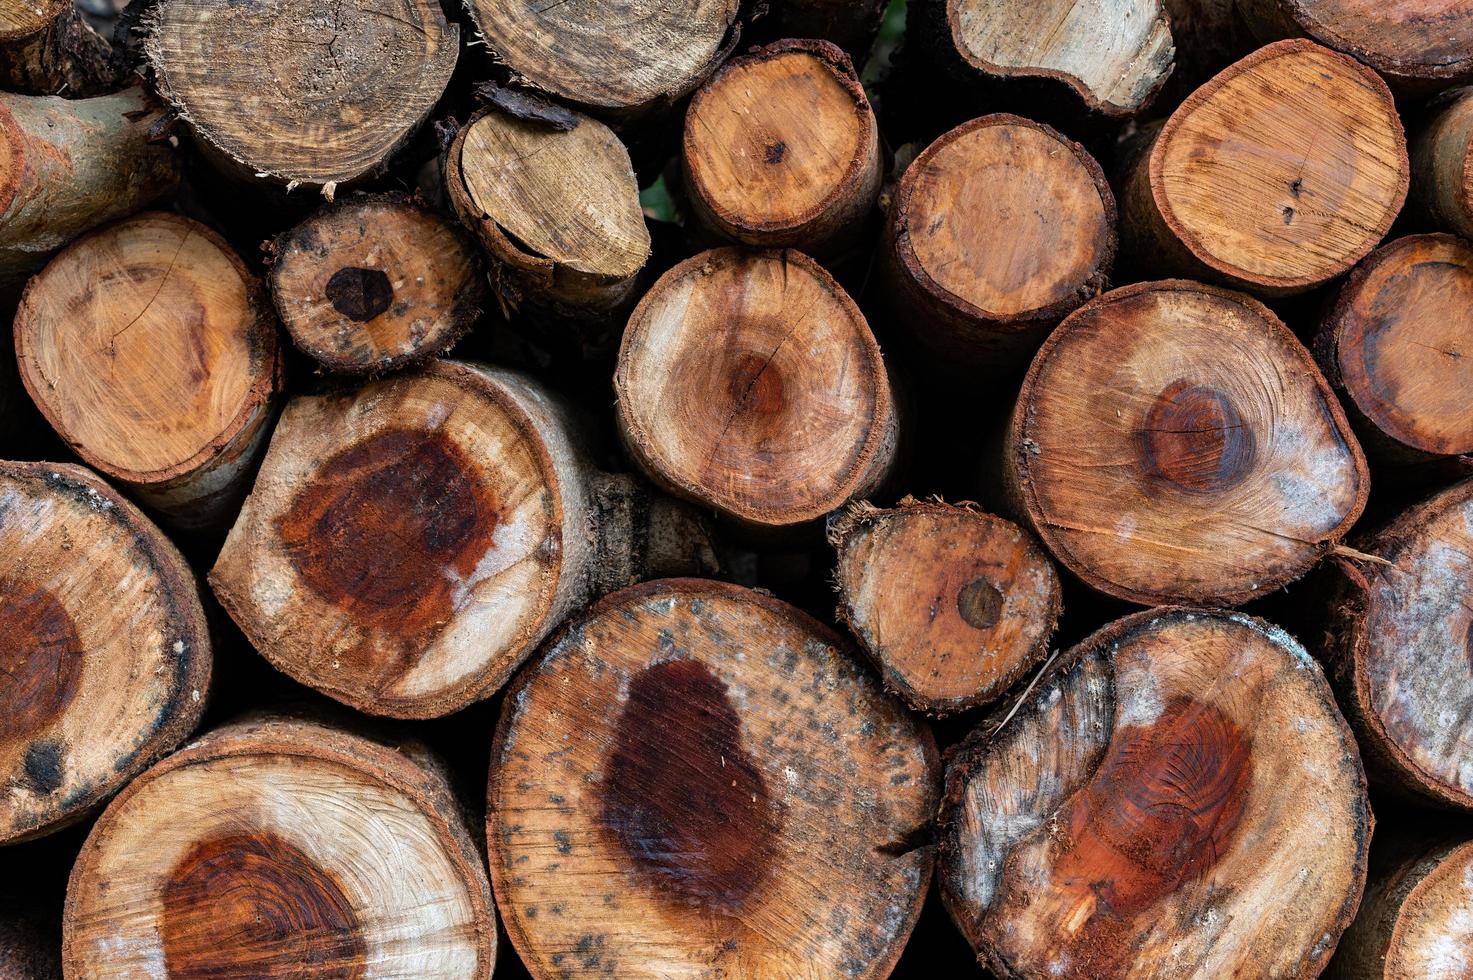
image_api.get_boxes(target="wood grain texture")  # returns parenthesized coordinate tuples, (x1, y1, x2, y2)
(0, 0, 116, 98)
(1411, 86, 1473, 239)
(64, 717, 495, 978)
(489, 578, 938, 979)
(940, 607, 1370, 979)
(0, 462, 209, 845)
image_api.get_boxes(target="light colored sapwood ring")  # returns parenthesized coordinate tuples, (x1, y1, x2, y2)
(1332, 838, 1473, 979)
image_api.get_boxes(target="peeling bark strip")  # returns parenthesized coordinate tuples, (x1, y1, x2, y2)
(0, 0, 117, 97)
(1316, 234, 1473, 462)
(682, 40, 881, 255)
(446, 106, 651, 320)
(1121, 40, 1408, 295)
(0, 88, 180, 293)
(882, 114, 1115, 372)
(1322, 477, 1473, 809)
(146, 0, 458, 192)
(13, 212, 283, 529)
(615, 247, 897, 530)
(489, 579, 938, 979)
(940, 608, 1370, 980)
(464, 0, 739, 118)
(269, 194, 486, 375)
(0, 462, 210, 845)
(63, 718, 495, 978)
(209, 359, 716, 719)
(1411, 86, 1473, 239)
(1006, 279, 1368, 607)
(830, 499, 1062, 715)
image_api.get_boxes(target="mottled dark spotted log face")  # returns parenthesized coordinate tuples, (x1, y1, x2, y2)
(1137, 381, 1256, 494)
(0, 578, 82, 744)
(598, 659, 780, 910)
(160, 830, 366, 979)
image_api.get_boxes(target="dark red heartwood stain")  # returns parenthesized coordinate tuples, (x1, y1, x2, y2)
(726, 351, 787, 419)
(325, 267, 394, 322)
(0, 578, 83, 744)
(1137, 381, 1256, 494)
(160, 830, 366, 979)
(598, 659, 780, 910)
(957, 576, 1004, 630)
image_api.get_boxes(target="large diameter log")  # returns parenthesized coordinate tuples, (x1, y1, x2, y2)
(830, 498, 1061, 715)
(63, 717, 495, 977)
(1007, 279, 1368, 606)
(146, 0, 458, 195)
(0, 0, 116, 98)
(682, 40, 881, 255)
(1315, 234, 1473, 463)
(490, 579, 938, 979)
(1323, 477, 1473, 808)
(883, 114, 1115, 372)
(940, 607, 1370, 979)
(615, 247, 897, 531)
(0, 461, 210, 845)
(447, 106, 651, 320)
(908, 0, 1175, 116)
(210, 359, 717, 719)
(14, 212, 283, 529)
(268, 194, 486, 375)
(1121, 40, 1408, 295)
(0, 88, 180, 293)
(1410, 86, 1473, 238)
(464, 0, 738, 119)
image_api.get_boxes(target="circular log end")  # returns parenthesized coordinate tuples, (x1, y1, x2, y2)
(1013, 279, 1367, 606)
(615, 248, 895, 528)
(1150, 40, 1407, 291)
(490, 579, 937, 979)
(1280, 0, 1473, 82)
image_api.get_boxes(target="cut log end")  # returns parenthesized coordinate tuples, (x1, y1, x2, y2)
(1332, 838, 1473, 979)
(0, 0, 70, 40)
(940, 607, 1370, 979)
(63, 718, 495, 978)
(0, 0, 116, 98)
(0, 462, 210, 845)
(269, 194, 487, 374)
(1242, 0, 1473, 86)
(1009, 279, 1368, 606)
(831, 500, 1062, 715)
(489, 579, 938, 979)
(1411, 87, 1473, 239)
(683, 39, 880, 252)
(615, 247, 896, 529)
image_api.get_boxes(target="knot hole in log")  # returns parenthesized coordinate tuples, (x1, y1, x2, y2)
(1136, 381, 1256, 494)
(324, 267, 394, 322)
(956, 576, 1005, 630)
(0, 577, 83, 745)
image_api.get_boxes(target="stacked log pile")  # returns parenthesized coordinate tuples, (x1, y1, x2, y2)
(4, 0, 1473, 977)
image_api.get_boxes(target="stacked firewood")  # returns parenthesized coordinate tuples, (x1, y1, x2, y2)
(4, 0, 1473, 976)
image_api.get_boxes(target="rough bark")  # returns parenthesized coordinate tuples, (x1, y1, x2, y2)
(209, 359, 718, 719)
(1006, 279, 1369, 607)
(940, 607, 1370, 979)
(63, 717, 496, 978)
(0, 461, 210, 845)
(1410, 86, 1473, 239)
(489, 578, 938, 979)
(14, 212, 283, 529)
(0, 0, 118, 97)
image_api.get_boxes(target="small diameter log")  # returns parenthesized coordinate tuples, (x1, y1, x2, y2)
(0, 461, 210, 845)
(908, 0, 1174, 116)
(210, 359, 717, 719)
(447, 106, 652, 320)
(147, 0, 458, 194)
(465, 0, 739, 119)
(682, 40, 881, 255)
(268, 194, 487, 375)
(768, 0, 889, 61)
(0, 0, 116, 97)
(0, 88, 180, 293)
(940, 607, 1370, 979)
(615, 247, 897, 531)
(1322, 477, 1473, 808)
(1411, 86, 1473, 238)
(1331, 837, 1473, 978)
(1121, 40, 1408, 295)
(64, 717, 495, 977)
(830, 499, 1061, 715)
(14, 212, 283, 529)
(1007, 279, 1368, 606)
(490, 579, 938, 979)
(883, 114, 1115, 371)
(1315, 234, 1473, 462)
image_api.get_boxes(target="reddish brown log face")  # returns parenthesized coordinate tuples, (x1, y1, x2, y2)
(1137, 381, 1257, 493)
(0, 578, 82, 746)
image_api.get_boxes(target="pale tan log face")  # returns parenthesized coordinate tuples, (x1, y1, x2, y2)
(148, 0, 457, 185)
(64, 720, 494, 979)
(490, 580, 938, 979)
(1151, 40, 1406, 289)
(1384, 842, 1473, 977)
(0, 462, 208, 844)
(1013, 280, 1367, 605)
(615, 248, 895, 527)
(942, 609, 1370, 980)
